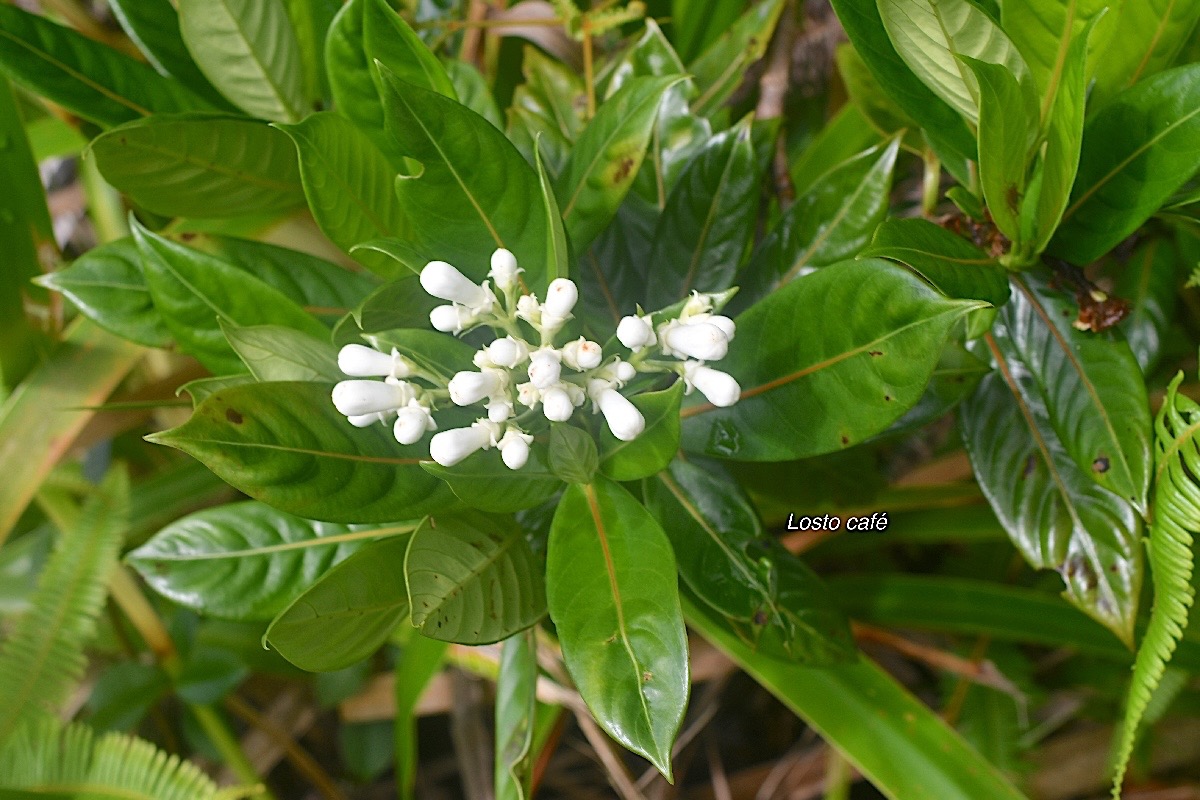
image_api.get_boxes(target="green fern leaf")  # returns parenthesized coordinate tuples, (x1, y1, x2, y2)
(0, 715, 258, 799)
(0, 467, 129, 746)
(1112, 372, 1199, 797)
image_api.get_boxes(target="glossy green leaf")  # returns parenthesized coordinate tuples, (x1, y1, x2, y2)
(353, 277, 440, 333)
(689, 0, 784, 117)
(961, 345, 1142, 645)
(645, 459, 855, 663)
(265, 534, 413, 671)
(536, 144, 570, 282)
(178, 0, 307, 121)
(547, 477, 688, 778)
(109, 0, 225, 103)
(147, 381, 458, 523)
(1114, 238, 1181, 373)
(406, 513, 546, 644)
(599, 382, 683, 482)
(179, 374, 256, 408)
(421, 444, 562, 514)
(91, 114, 305, 218)
(686, 598, 1028, 800)
(557, 76, 682, 252)
(447, 60, 502, 130)
(365, 329, 476, 383)
(1050, 64, 1200, 264)
(835, 44, 922, 150)
(1091, 0, 1200, 105)
(133, 222, 326, 374)
(548, 424, 598, 485)
(1000, 0, 1107, 94)
(379, 72, 551, 290)
(507, 47, 585, 176)
(128, 501, 413, 621)
(364, 0, 455, 100)
(276, 111, 408, 277)
(222, 322, 341, 382)
(861, 218, 1010, 307)
(787, 104, 881, 197)
(876, 0, 1028, 123)
(684, 259, 984, 461)
(394, 634, 448, 799)
(1004, 274, 1152, 511)
(646, 120, 756, 306)
(36, 238, 169, 348)
(281, 0, 339, 107)
(495, 630, 536, 800)
(0, 4, 214, 128)
(671, 0, 744, 63)
(882, 339, 990, 433)
(830, 0, 976, 162)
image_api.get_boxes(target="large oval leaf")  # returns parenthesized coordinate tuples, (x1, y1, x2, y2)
(147, 381, 459, 523)
(1050, 64, 1200, 264)
(222, 322, 341, 382)
(127, 501, 416, 620)
(108, 0, 226, 104)
(547, 477, 688, 779)
(178, 0, 306, 121)
(405, 513, 546, 644)
(683, 258, 985, 461)
(91, 114, 305, 218)
(264, 534, 412, 671)
(420, 445, 562, 514)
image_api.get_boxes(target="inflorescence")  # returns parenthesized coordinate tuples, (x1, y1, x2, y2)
(331, 248, 741, 470)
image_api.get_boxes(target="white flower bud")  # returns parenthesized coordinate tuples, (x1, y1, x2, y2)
(684, 361, 741, 407)
(660, 321, 729, 361)
(487, 337, 529, 368)
(347, 412, 387, 428)
(516, 294, 541, 325)
(421, 260, 491, 307)
(541, 386, 575, 421)
(681, 291, 714, 319)
(528, 348, 562, 389)
(616, 315, 656, 351)
(430, 304, 476, 334)
(489, 248, 521, 291)
(563, 382, 586, 406)
(429, 425, 490, 467)
(338, 344, 411, 378)
(393, 405, 435, 444)
(498, 428, 533, 470)
(542, 278, 578, 318)
(516, 382, 541, 408)
(487, 398, 514, 423)
(615, 360, 637, 384)
(596, 387, 644, 442)
(448, 368, 504, 406)
(708, 315, 736, 341)
(561, 337, 603, 370)
(332, 380, 413, 417)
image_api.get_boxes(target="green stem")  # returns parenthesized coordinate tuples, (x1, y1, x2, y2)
(921, 149, 941, 217)
(191, 704, 274, 799)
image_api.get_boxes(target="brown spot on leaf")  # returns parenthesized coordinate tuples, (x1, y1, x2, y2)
(1092, 456, 1110, 474)
(642, 671, 653, 683)
(225, 408, 244, 424)
(1022, 454, 1037, 478)
(753, 609, 768, 626)
(868, 350, 883, 357)
(884, 395, 892, 402)
(614, 156, 635, 184)
(840, 435, 850, 446)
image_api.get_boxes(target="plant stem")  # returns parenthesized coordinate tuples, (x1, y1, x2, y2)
(921, 149, 941, 217)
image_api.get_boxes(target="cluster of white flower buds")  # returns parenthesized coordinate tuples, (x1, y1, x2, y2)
(331, 248, 741, 470)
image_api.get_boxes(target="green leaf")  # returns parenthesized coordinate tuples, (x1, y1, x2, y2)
(670, 0, 745, 63)
(961, 58, 1037, 245)
(495, 631, 536, 800)
(147, 381, 458, 523)
(281, 0, 340, 106)
(364, 0, 455, 100)
(599, 382, 683, 482)
(689, 0, 784, 117)
(1050, 64, 1200, 264)
(128, 501, 415, 621)
(108, 0, 227, 104)
(0, 468, 128, 745)
(178, 0, 307, 121)
(420, 445, 562, 514)
(35, 238, 169, 348)
(548, 424, 598, 484)
(276, 111, 408, 278)
(365, 328, 476, 382)
(447, 59, 502, 130)
(1112, 373, 1200, 794)
(876, 0, 1028, 123)
(646, 119, 757, 306)
(683, 259, 985, 461)
(787, 104, 882, 197)
(686, 598, 1028, 800)
(1091, 0, 1200, 105)
(829, 0, 976, 162)
(506, 46, 585, 177)
(1004, 275, 1152, 510)
(536, 143, 570, 282)
(0, 4, 214, 128)
(91, 114, 305, 218)
(394, 634, 448, 800)
(378, 72, 551, 290)
(133, 221, 326, 374)
(835, 43, 922, 151)
(265, 533, 413, 671)
(557, 76, 682, 253)
(222, 322, 342, 382)
(353, 277, 440, 333)
(178, 374, 256, 408)
(405, 513, 547, 644)
(1114, 238, 1181, 373)
(547, 477, 688, 779)
(961, 344, 1142, 645)
(1000, 0, 1108, 94)
(645, 458, 856, 664)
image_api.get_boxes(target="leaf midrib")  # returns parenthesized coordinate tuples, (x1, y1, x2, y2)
(162, 434, 422, 465)
(409, 530, 523, 625)
(106, 133, 302, 192)
(207, 0, 301, 121)
(138, 523, 415, 561)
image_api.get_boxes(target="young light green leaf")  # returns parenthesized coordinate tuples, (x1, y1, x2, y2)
(1091, 0, 1200, 106)
(221, 321, 342, 382)
(447, 60, 502, 130)
(405, 513, 547, 644)
(599, 382, 683, 482)
(689, 0, 785, 117)
(363, 0, 455, 100)
(1000, 0, 1107, 94)
(91, 114, 306, 218)
(127, 501, 415, 620)
(265, 533, 413, 671)
(281, 0, 339, 106)
(547, 477, 688, 779)
(147, 381, 459, 523)
(536, 142, 570, 282)
(495, 630, 537, 800)
(548, 424, 599, 484)
(109, 0, 227, 104)
(684, 259, 985, 461)
(178, 0, 307, 121)
(1114, 238, 1182, 373)
(671, 0, 745, 63)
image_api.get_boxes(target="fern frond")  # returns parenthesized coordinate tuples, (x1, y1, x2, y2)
(0, 715, 259, 799)
(0, 467, 129, 746)
(1112, 373, 1199, 797)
